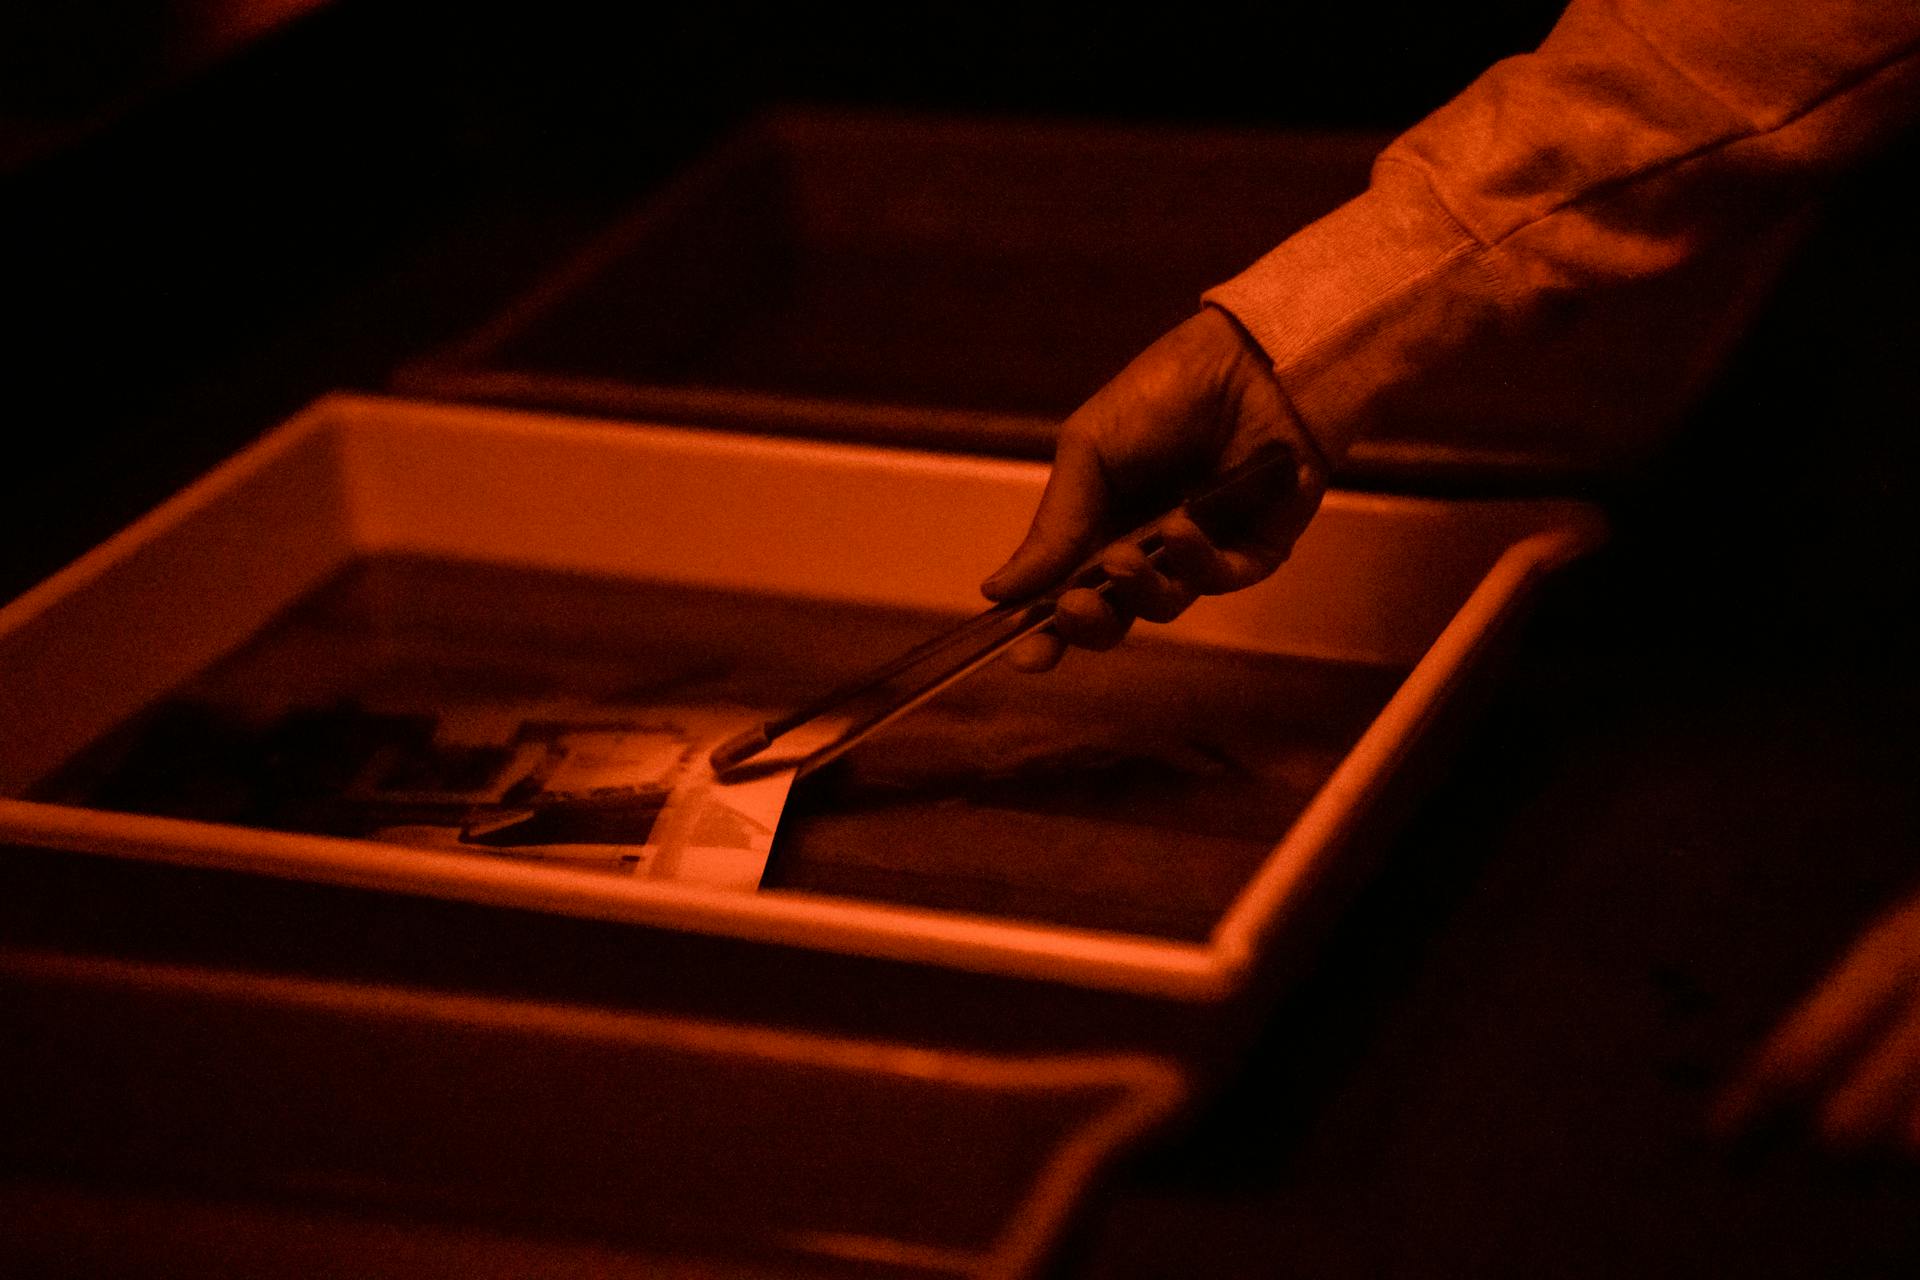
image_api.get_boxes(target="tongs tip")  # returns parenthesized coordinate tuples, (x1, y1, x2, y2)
(708, 724, 772, 779)
(707, 443, 1299, 783)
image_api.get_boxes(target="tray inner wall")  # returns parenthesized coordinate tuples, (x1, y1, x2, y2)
(488, 114, 1384, 419)
(33, 556, 1405, 942)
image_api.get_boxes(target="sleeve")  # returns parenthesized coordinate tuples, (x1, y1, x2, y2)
(1203, 0, 1920, 473)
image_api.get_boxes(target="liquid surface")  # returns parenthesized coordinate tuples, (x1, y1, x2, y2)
(40, 557, 1406, 940)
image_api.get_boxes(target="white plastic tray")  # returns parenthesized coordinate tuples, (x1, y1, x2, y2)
(0, 946, 1181, 1279)
(0, 394, 1602, 1013)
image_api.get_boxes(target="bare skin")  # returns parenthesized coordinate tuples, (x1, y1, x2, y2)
(1713, 887, 1920, 1154)
(993, 307, 1920, 1159)
(980, 307, 1329, 671)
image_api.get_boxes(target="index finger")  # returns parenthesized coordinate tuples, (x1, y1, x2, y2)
(981, 430, 1113, 601)
(1712, 911, 1920, 1134)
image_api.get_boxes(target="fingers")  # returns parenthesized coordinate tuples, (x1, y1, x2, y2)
(1001, 545, 1188, 674)
(1155, 509, 1280, 596)
(994, 494, 1283, 677)
(1007, 632, 1065, 672)
(1100, 541, 1196, 623)
(1711, 898, 1920, 1146)
(1711, 948, 1901, 1137)
(1816, 992, 1920, 1149)
(1003, 585, 1136, 672)
(981, 432, 1111, 602)
(1051, 587, 1130, 652)
(982, 307, 1332, 669)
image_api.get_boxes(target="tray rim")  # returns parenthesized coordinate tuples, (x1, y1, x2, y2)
(0, 392, 1606, 1005)
(1, 944, 1187, 1280)
(391, 104, 1638, 487)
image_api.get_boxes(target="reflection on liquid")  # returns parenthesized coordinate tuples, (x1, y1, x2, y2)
(40, 556, 1405, 940)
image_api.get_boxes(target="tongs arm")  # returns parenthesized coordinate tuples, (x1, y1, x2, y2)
(709, 440, 1299, 781)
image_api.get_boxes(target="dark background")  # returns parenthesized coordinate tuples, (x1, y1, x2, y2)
(6, 3, 1920, 1277)
(1, 0, 1567, 600)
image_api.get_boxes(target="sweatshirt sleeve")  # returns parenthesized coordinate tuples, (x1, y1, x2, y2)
(1203, 0, 1920, 473)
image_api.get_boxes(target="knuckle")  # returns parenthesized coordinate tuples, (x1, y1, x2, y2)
(1053, 598, 1120, 648)
(1102, 542, 1151, 575)
(1161, 537, 1219, 582)
(1011, 636, 1063, 672)
(1055, 416, 1105, 457)
(1086, 616, 1133, 651)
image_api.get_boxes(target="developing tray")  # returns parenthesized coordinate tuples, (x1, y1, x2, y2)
(0, 946, 1180, 1279)
(0, 394, 1602, 1058)
(392, 107, 1501, 479)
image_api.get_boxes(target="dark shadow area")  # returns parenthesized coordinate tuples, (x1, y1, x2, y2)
(1064, 133, 1920, 1277)
(6, 5, 1919, 1277)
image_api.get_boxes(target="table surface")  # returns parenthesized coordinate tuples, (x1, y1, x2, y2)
(4, 17, 1919, 1276)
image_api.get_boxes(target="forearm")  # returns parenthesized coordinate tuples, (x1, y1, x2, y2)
(1206, 0, 1920, 468)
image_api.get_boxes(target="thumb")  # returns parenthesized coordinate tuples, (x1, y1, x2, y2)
(981, 437, 1112, 601)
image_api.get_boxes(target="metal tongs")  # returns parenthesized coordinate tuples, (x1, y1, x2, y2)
(709, 440, 1298, 782)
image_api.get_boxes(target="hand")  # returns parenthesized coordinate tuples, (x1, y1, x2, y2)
(1711, 887, 1920, 1154)
(980, 307, 1330, 672)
